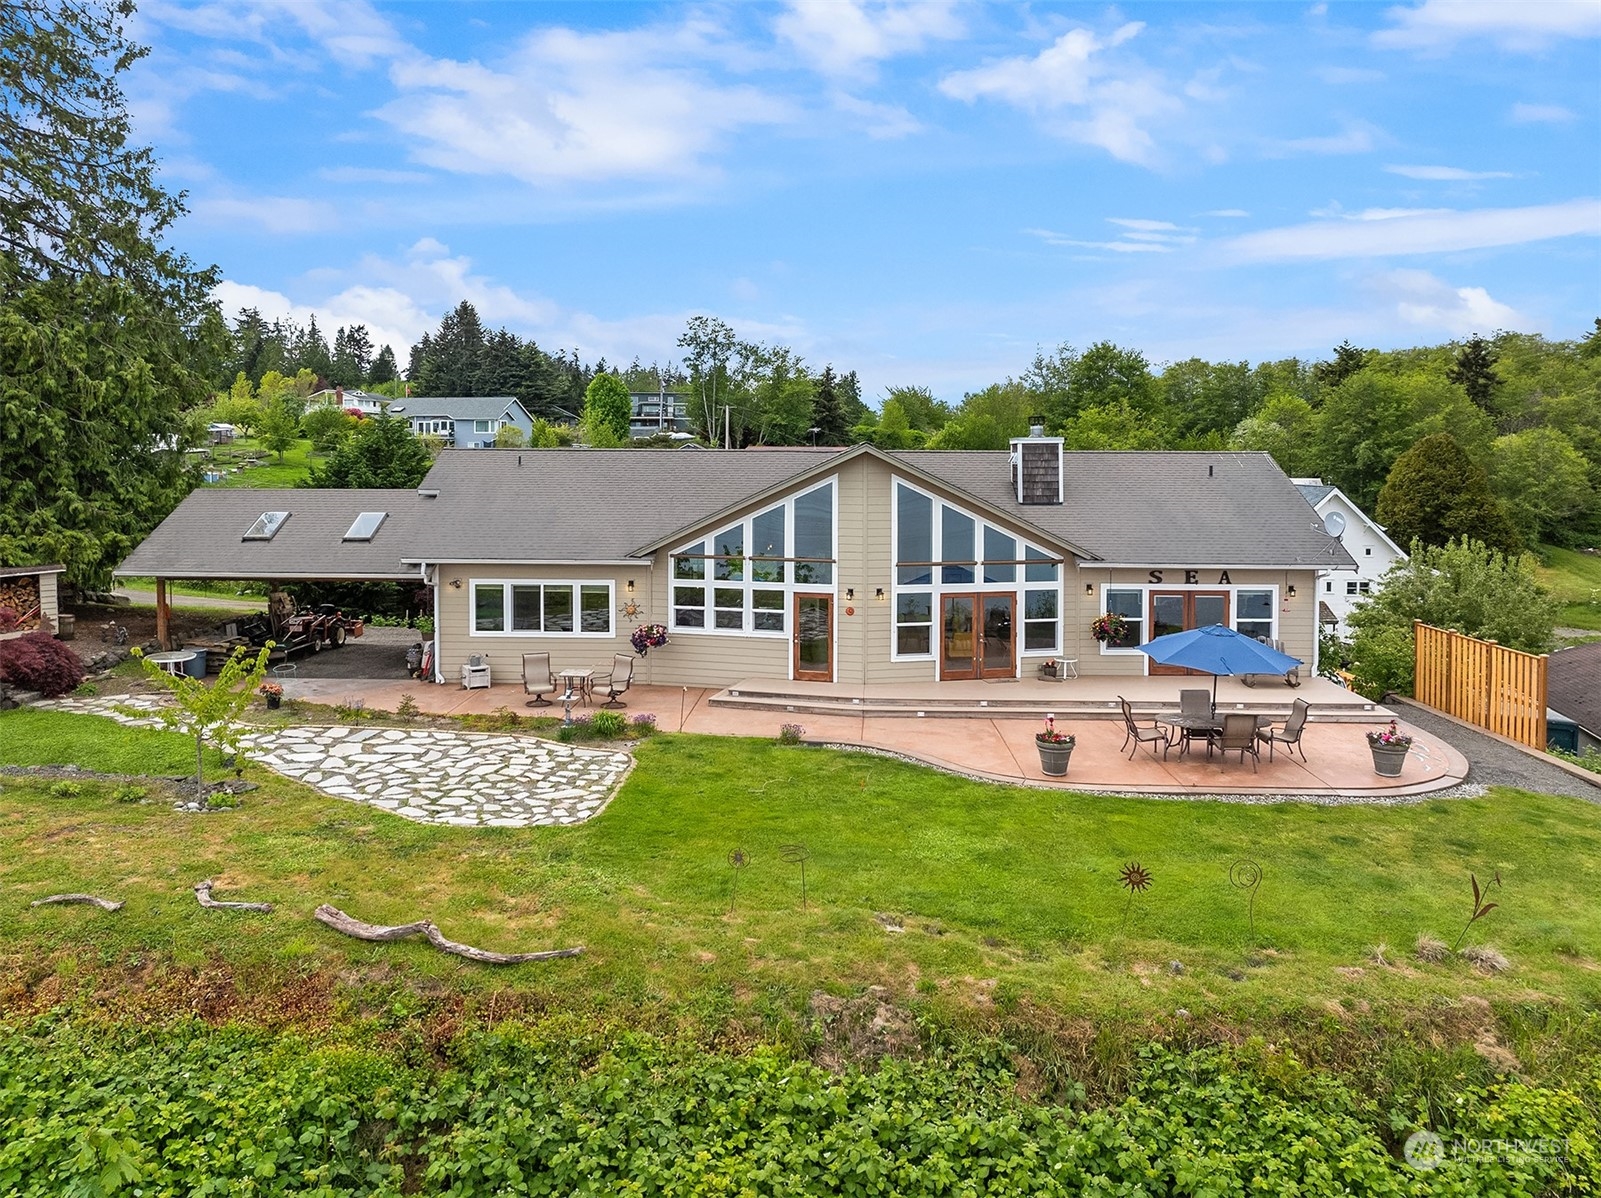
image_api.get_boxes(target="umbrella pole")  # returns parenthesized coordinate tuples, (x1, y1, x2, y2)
(1212, 673, 1219, 713)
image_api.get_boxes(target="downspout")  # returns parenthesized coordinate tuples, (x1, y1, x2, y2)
(421, 563, 441, 683)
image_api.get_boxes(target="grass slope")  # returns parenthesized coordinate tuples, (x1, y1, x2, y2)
(209, 435, 318, 488)
(1536, 544, 1601, 632)
(2, 709, 1599, 1031)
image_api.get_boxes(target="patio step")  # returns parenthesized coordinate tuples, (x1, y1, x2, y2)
(708, 687, 1389, 722)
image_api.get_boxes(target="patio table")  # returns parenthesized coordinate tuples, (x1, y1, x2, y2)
(558, 668, 594, 706)
(1162, 713, 1273, 757)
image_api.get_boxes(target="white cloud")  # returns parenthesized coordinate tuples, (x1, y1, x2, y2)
(1028, 218, 1196, 254)
(832, 91, 923, 139)
(1221, 198, 1601, 261)
(142, 0, 409, 68)
(1372, 269, 1524, 333)
(188, 195, 341, 234)
(378, 26, 794, 183)
(776, 0, 964, 76)
(939, 23, 1182, 166)
(212, 279, 429, 359)
(1267, 120, 1382, 156)
(1510, 101, 1578, 123)
(317, 166, 436, 185)
(1374, 0, 1601, 51)
(1385, 164, 1514, 180)
(1204, 209, 1251, 218)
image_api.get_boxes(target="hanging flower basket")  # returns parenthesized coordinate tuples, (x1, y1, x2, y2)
(1090, 612, 1129, 644)
(630, 623, 669, 657)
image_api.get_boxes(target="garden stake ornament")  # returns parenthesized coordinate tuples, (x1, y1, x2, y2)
(780, 842, 812, 910)
(727, 848, 751, 913)
(1230, 859, 1263, 940)
(1452, 870, 1501, 951)
(1119, 861, 1152, 931)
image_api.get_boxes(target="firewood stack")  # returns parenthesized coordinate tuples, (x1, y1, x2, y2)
(0, 575, 41, 632)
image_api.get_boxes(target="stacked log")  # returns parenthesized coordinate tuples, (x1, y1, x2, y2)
(0, 575, 41, 632)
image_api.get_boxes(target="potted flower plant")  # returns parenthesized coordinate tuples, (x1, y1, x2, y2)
(258, 681, 284, 710)
(1036, 714, 1075, 776)
(1091, 612, 1129, 645)
(1366, 720, 1412, 776)
(630, 623, 670, 657)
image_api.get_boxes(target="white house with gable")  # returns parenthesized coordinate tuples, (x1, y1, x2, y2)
(1294, 478, 1407, 633)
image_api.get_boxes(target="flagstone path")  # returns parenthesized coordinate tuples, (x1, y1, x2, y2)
(35, 695, 632, 828)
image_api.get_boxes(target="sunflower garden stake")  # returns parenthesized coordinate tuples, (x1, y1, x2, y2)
(1119, 862, 1152, 931)
(1230, 859, 1263, 940)
(727, 849, 751, 914)
(1452, 871, 1501, 951)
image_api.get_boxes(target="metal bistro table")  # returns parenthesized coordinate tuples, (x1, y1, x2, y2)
(557, 668, 594, 706)
(1162, 713, 1274, 758)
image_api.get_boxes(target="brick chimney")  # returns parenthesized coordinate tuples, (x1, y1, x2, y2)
(1009, 421, 1063, 505)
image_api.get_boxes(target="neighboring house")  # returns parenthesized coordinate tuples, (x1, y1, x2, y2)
(401, 397, 534, 448)
(1293, 478, 1408, 634)
(630, 391, 693, 440)
(1547, 641, 1601, 755)
(0, 563, 66, 641)
(118, 436, 1355, 687)
(308, 387, 391, 416)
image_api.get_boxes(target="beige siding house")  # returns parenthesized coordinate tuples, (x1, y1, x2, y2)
(118, 438, 1355, 687)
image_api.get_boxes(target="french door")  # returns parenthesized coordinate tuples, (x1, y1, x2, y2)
(792, 593, 833, 682)
(941, 593, 1016, 680)
(1147, 590, 1230, 676)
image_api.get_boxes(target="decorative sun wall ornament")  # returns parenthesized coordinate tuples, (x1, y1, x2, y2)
(619, 598, 645, 621)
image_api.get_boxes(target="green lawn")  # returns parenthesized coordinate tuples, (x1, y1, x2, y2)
(3, 707, 1599, 1041)
(1536, 544, 1601, 631)
(208, 435, 318, 488)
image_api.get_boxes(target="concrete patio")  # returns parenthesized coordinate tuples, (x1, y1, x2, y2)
(276, 674, 1469, 799)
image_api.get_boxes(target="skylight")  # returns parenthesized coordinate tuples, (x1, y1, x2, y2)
(243, 511, 289, 541)
(343, 511, 387, 542)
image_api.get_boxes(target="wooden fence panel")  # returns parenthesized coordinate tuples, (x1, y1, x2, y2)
(1413, 621, 1548, 749)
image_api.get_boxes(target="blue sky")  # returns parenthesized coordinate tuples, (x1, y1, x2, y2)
(130, 0, 1601, 401)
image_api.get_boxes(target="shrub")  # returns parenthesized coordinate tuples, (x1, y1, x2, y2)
(0, 632, 85, 697)
(590, 710, 627, 738)
(630, 712, 658, 737)
(112, 784, 148, 804)
(556, 724, 578, 744)
(778, 723, 805, 745)
(396, 694, 420, 719)
(46, 780, 84, 797)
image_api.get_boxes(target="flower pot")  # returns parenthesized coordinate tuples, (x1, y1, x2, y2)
(1369, 742, 1409, 777)
(265, 694, 281, 710)
(1036, 736, 1075, 777)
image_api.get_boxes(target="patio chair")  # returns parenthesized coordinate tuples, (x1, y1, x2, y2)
(1118, 696, 1171, 760)
(596, 653, 635, 709)
(1175, 688, 1215, 756)
(522, 652, 555, 708)
(1209, 713, 1261, 771)
(1258, 697, 1310, 762)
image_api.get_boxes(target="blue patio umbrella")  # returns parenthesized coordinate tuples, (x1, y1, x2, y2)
(1137, 624, 1304, 706)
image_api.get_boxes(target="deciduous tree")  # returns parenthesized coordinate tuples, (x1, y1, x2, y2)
(582, 373, 632, 446)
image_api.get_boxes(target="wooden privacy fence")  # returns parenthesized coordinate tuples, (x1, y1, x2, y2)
(1414, 621, 1547, 749)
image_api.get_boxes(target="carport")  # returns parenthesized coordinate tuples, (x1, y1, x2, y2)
(114, 488, 433, 668)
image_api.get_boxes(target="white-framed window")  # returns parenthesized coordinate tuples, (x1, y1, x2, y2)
(470, 580, 614, 636)
(1096, 584, 1280, 652)
(1346, 580, 1371, 596)
(1101, 588, 1145, 650)
(1234, 589, 1274, 640)
(669, 479, 837, 635)
(892, 478, 1062, 660)
(473, 419, 494, 434)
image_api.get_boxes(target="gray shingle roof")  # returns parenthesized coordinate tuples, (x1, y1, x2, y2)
(1295, 482, 1336, 508)
(400, 396, 526, 422)
(114, 489, 425, 579)
(402, 447, 841, 562)
(1549, 641, 1601, 737)
(901, 450, 1356, 567)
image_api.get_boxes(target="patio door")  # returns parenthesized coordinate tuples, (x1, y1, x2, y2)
(941, 593, 1016, 680)
(1147, 590, 1230, 676)
(793, 593, 833, 682)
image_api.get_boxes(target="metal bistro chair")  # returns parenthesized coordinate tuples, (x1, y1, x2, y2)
(596, 653, 635, 709)
(1176, 688, 1214, 757)
(1210, 712, 1262, 771)
(1259, 697, 1310, 762)
(522, 652, 555, 708)
(1118, 696, 1171, 760)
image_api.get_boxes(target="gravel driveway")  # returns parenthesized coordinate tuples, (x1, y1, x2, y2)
(1392, 699, 1601, 804)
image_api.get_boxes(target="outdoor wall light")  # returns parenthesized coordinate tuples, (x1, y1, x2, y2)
(626, 579, 635, 594)
(875, 588, 886, 601)
(1287, 584, 1297, 597)
(1085, 583, 1094, 596)
(845, 588, 855, 601)
(449, 578, 462, 589)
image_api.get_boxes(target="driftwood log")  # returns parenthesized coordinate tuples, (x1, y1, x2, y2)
(313, 904, 583, 965)
(30, 894, 124, 912)
(193, 880, 273, 913)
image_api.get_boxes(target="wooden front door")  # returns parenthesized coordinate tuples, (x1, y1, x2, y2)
(1147, 590, 1230, 676)
(941, 593, 1017, 680)
(793, 593, 833, 682)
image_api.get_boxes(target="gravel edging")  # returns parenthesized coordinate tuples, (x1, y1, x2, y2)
(814, 742, 1489, 806)
(1387, 698, 1601, 805)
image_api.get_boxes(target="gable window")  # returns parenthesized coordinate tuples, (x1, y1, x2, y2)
(1346, 580, 1371, 596)
(669, 480, 836, 635)
(892, 479, 1062, 659)
(470, 580, 613, 636)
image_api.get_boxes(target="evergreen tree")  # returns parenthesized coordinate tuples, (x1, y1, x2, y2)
(837, 369, 868, 428)
(368, 344, 399, 385)
(417, 301, 487, 396)
(1375, 433, 1520, 553)
(304, 416, 431, 488)
(1446, 335, 1500, 410)
(1313, 340, 1368, 389)
(810, 364, 847, 444)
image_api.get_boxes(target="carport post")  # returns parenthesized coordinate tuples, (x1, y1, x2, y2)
(155, 578, 171, 650)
